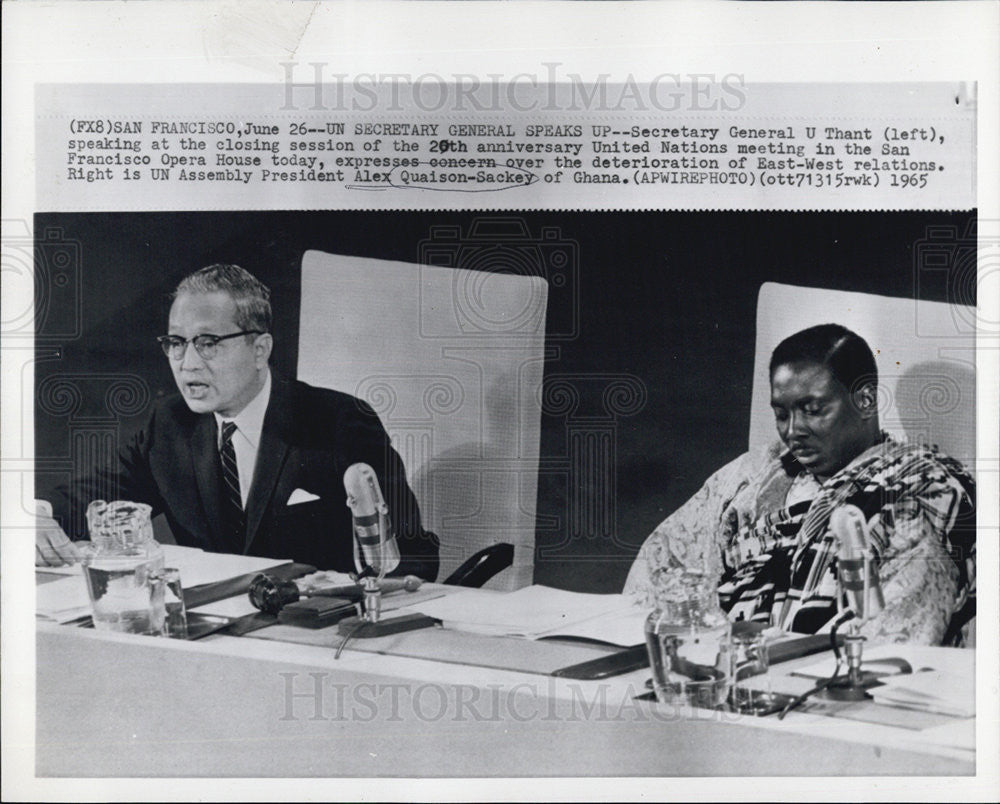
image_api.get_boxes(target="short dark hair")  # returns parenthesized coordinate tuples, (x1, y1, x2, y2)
(174, 264, 271, 334)
(769, 323, 878, 393)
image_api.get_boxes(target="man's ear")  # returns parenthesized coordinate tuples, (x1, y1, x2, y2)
(854, 383, 878, 419)
(254, 333, 273, 367)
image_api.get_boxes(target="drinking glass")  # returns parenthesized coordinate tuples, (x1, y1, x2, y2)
(158, 567, 189, 639)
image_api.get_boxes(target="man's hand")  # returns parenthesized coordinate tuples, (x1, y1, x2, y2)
(35, 500, 81, 567)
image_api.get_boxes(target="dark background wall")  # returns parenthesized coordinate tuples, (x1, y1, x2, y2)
(34, 210, 976, 592)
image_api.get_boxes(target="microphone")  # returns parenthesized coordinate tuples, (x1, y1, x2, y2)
(831, 504, 885, 621)
(335, 464, 437, 641)
(344, 462, 400, 577)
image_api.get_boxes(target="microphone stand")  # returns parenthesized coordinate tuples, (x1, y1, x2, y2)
(336, 491, 437, 644)
(817, 550, 881, 702)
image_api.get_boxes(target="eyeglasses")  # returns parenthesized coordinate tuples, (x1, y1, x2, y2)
(156, 331, 263, 361)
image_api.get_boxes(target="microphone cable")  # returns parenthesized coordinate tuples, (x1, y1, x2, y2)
(777, 610, 854, 720)
(335, 619, 367, 660)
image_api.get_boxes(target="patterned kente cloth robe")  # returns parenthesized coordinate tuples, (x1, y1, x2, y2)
(624, 435, 976, 646)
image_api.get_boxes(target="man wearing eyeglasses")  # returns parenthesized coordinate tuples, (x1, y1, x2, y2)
(36, 264, 440, 580)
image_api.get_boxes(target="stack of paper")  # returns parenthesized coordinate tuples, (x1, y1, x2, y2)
(408, 585, 646, 646)
(37, 545, 290, 624)
(36, 576, 94, 624)
(869, 671, 975, 718)
(37, 544, 289, 587)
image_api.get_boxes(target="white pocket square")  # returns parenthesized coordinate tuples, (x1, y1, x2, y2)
(287, 488, 320, 506)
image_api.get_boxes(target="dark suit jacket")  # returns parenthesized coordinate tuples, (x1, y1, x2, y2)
(57, 377, 439, 580)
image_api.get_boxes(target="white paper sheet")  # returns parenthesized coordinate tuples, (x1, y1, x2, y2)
(870, 671, 976, 718)
(791, 642, 976, 718)
(408, 585, 638, 642)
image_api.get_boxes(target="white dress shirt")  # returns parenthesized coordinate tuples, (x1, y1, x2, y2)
(214, 370, 271, 508)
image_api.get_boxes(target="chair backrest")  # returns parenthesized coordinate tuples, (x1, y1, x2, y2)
(750, 282, 976, 475)
(298, 250, 549, 589)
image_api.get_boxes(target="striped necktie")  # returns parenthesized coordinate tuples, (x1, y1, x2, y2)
(219, 420, 245, 552)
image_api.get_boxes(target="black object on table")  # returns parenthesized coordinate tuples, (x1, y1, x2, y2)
(551, 632, 845, 681)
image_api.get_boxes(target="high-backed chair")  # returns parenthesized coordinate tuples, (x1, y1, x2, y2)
(749, 282, 976, 474)
(297, 250, 548, 590)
